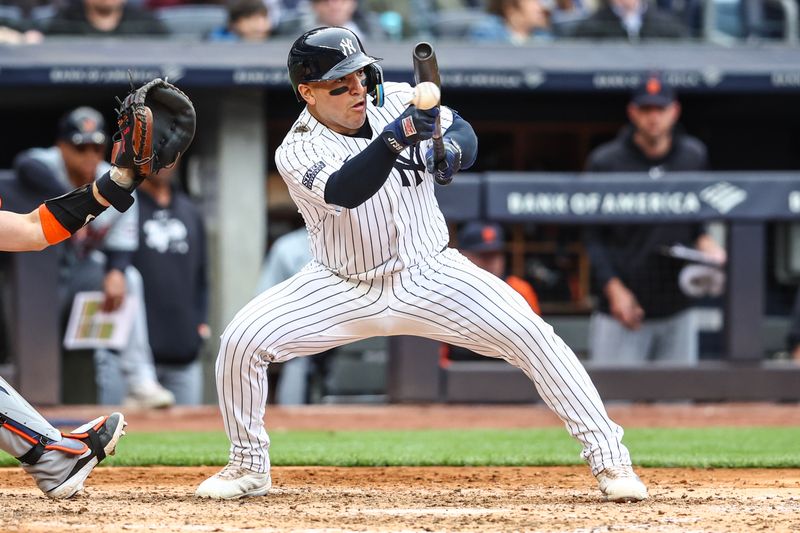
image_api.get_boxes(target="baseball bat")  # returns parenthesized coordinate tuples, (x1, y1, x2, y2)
(412, 42, 450, 185)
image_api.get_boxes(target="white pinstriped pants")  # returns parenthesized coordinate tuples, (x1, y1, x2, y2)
(215, 248, 631, 474)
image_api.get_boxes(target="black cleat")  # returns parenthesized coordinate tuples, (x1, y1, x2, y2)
(46, 412, 127, 499)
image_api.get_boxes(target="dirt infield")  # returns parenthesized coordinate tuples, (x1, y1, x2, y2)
(1, 466, 798, 532)
(0, 404, 797, 532)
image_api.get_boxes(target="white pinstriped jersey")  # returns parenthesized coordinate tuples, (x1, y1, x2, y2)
(275, 82, 455, 280)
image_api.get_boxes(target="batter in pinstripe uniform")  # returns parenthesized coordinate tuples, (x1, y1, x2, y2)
(196, 26, 649, 502)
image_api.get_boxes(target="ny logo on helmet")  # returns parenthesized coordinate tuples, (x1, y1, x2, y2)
(340, 38, 357, 56)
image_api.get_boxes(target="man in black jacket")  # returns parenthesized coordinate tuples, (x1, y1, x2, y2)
(131, 165, 209, 405)
(46, 0, 168, 36)
(14, 107, 176, 409)
(573, 0, 687, 41)
(584, 74, 726, 365)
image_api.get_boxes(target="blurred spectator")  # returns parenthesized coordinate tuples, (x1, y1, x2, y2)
(14, 106, 175, 408)
(277, 0, 383, 40)
(572, 0, 687, 40)
(146, 0, 284, 30)
(361, 0, 410, 39)
(583, 75, 725, 365)
(653, 0, 701, 36)
(0, 4, 44, 43)
(459, 221, 541, 313)
(739, 0, 791, 40)
(46, 0, 168, 36)
(309, 0, 362, 35)
(442, 221, 541, 365)
(0, 0, 53, 17)
(255, 227, 334, 404)
(468, 0, 553, 43)
(94, 163, 207, 405)
(131, 165, 209, 404)
(209, 0, 272, 41)
(548, 0, 590, 29)
(0, 24, 43, 43)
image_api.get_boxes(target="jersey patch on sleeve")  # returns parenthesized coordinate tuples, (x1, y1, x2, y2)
(302, 161, 327, 190)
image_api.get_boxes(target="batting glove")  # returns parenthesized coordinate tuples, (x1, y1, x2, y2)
(381, 105, 439, 154)
(425, 138, 462, 185)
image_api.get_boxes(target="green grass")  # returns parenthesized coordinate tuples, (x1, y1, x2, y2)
(3, 427, 799, 468)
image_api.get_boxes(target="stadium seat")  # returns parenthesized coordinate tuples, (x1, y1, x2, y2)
(703, 0, 799, 42)
(763, 0, 798, 42)
(155, 5, 228, 39)
(430, 7, 488, 39)
(29, 4, 56, 31)
(0, 4, 23, 25)
(714, 0, 744, 37)
(320, 338, 388, 404)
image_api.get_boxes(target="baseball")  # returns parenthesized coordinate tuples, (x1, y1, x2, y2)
(408, 82, 441, 110)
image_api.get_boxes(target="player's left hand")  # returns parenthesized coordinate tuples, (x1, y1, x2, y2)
(381, 105, 439, 154)
(425, 138, 462, 185)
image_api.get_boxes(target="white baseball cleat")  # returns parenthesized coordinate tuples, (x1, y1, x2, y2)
(595, 465, 648, 502)
(195, 464, 271, 499)
(124, 381, 175, 410)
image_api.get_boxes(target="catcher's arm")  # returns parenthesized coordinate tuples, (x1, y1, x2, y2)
(0, 181, 112, 251)
(0, 208, 54, 252)
(0, 76, 196, 250)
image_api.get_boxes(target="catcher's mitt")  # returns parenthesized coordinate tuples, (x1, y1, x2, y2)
(111, 77, 196, 180)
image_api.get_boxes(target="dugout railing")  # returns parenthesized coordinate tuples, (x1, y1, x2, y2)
(388, 171, 800, 403)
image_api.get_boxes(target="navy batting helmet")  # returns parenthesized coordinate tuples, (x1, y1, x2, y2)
(287, 26, 384, 107)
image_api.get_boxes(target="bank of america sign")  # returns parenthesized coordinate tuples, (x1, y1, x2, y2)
(506, 181, 748, 216)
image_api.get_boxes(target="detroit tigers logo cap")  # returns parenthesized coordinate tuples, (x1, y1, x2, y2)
(58, 106, 107, 146)
(631, 73, 676, 108)
(458, 221, 505, 253)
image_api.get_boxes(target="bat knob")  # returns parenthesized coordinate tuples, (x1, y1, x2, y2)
(434, 160, 452, 186)
(435, 174, 453, 186)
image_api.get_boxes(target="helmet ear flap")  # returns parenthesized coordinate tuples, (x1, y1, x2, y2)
(365, 64, 384, 107)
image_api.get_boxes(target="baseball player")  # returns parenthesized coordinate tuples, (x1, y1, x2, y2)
(0, 78, 195, 499)
(0, 173, 132, 498)
(196, 26, 648, 502)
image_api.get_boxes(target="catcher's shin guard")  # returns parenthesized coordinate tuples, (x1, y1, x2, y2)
(0, 376, 64, 456)
(0, 376, 88, 493)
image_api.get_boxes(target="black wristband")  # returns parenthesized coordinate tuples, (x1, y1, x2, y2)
(44, 184, 108, 234)
(380, 130, 407, 154)
(96, 171, 135, 212)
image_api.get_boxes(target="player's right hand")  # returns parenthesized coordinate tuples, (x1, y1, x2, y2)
(425, 138, 462, 184)
(381, 105, 439, 154)
(605, 278, 644, 330)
